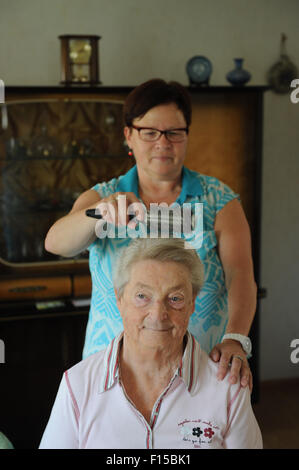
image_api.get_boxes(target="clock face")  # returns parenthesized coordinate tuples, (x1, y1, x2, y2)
(69, 39, 92, 64)
(68, 39, 92, 82)
(59, 35, 101, 84)
(186, 56, 212, 84)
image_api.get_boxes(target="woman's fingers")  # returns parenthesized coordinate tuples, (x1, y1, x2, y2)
(95, 192, 145, 226)
(228, 355, 247, 385)
(210, 341, 252, 390)
(210, 345, 221, 362)
(216, 350, 233, 381)
(240, 364, 253, 392)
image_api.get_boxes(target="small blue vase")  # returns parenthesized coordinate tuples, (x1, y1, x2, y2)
(226, 58, 251, 86)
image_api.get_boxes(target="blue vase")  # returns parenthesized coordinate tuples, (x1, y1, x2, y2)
(226, 58, 251, 86)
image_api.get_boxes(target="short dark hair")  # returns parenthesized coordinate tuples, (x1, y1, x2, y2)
(123, 78, 192, 128)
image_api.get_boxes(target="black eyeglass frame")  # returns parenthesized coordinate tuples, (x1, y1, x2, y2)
(131, 125, 189, 142)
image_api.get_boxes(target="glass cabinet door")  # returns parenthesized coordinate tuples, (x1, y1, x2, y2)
(0, 98, 133, 265)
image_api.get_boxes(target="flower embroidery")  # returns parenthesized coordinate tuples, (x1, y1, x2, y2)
(179, 419, 219, 448)
(204, 427, 215, 439)
(192, 427, 203, 438)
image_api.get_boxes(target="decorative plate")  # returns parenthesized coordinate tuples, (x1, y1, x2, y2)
(186, 56, 212, 85)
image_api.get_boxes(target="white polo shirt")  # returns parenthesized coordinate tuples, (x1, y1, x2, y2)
(39, 332, 262, 449)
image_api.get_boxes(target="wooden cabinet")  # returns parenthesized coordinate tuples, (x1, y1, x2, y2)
(0, 86, 267, 448)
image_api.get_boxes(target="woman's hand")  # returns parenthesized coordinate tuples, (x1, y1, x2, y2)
(45, 190, 144, 257)
(96, 191, 144, 227)
(209, 339, 252, 391)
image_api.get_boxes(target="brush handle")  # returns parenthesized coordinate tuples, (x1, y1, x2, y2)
(85, 208, 195, 231)
(85, 209, 135, 220)
(85, 209, 103, 219)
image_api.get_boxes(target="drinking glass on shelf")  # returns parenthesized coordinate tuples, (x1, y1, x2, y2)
(5, 137, 28, 159)
(30, 126, 61, 158)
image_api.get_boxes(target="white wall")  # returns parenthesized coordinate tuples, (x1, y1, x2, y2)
(0, 0, 298, 380)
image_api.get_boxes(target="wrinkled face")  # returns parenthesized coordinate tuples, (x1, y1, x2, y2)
(116, 259, 195, 352)
(124, 103, 188, 180)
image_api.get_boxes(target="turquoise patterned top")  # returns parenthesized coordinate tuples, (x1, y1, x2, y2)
(82, 165, 240, 359)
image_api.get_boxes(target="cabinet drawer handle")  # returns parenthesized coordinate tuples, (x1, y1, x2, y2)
(9, 285, 47, 293)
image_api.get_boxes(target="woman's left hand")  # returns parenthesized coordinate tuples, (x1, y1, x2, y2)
(209, 340, 252, 391)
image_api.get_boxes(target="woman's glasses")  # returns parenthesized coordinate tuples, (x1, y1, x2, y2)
(131, 125, 189, 143)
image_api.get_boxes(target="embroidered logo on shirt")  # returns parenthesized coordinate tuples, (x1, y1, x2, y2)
(178, 419, 219, 448)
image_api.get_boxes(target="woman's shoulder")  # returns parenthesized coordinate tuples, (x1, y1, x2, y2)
(188, 169, 239, 206)
(194, 170, 231, 192)
(184, 167, 228, 192)
(63, 349, 107, 401)
(67, 349, 106, 380)
(91, 175, 121, 197)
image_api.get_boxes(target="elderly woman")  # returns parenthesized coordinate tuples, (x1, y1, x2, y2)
(39, 239, 262, 449)
(45, 79, 257, 388)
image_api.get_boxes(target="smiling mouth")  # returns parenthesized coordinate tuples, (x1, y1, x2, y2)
(152, 156, 173, 161)
(143, 326, 172, 332)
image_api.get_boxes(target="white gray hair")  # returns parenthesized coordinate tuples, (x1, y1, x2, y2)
(113, 238, 204, 298)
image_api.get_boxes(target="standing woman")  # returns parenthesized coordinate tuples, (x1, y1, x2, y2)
(45, 79, 257, 388)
